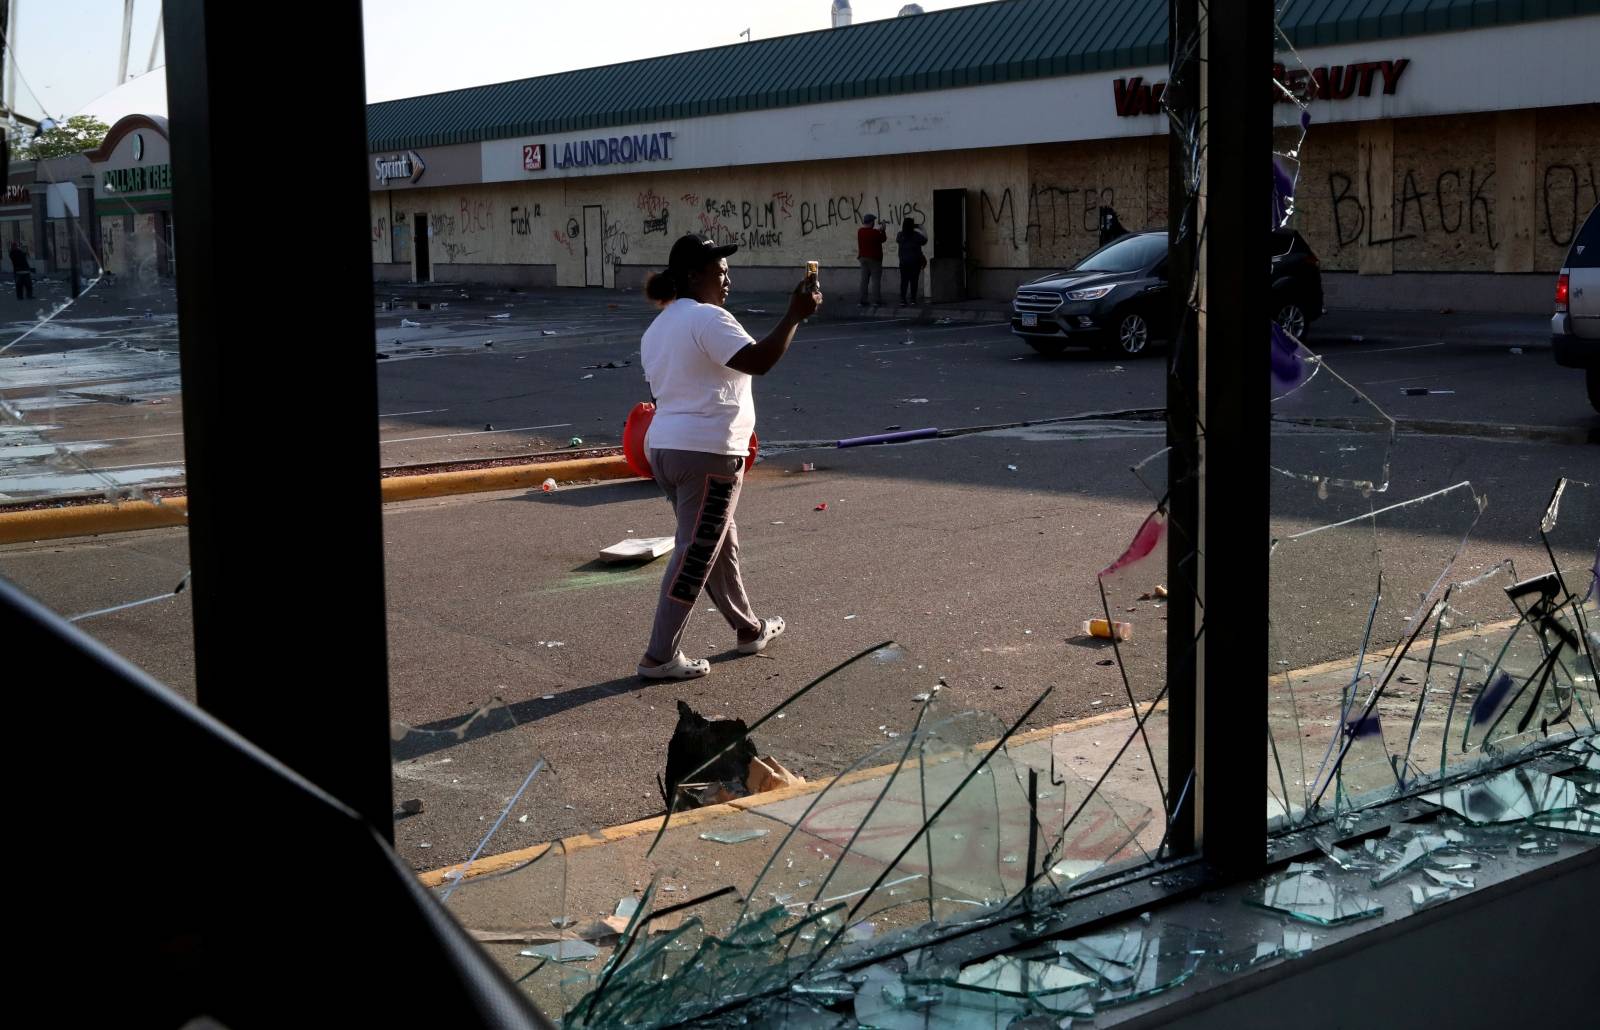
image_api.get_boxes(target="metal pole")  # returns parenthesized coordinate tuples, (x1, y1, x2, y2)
(1163, 0, 1199, 858)
(163, 0, 394, 839)
(1193, 0, 1272, 876)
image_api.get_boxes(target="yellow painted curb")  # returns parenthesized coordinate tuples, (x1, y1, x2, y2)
(0, 456, 642, 545)
(416, 700, 1168, 889)
(380, 455, 638, 503)
(0, 496, 189, 545)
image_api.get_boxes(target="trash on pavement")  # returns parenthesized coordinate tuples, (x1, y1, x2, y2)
(598, 536, 674, 563)
(489, 312, 511, 319)
(801, 462, 816, 472)
(400, 318, 421, 327)
(581, 373, 594, 380)
(397, 798, 424, 816)
(1508, 346, 1524, 354)
(541, 478, 557, 492)
(1082, 618, 1134, 641)
(542, 330, 557, 336)
(569, 436, 584, 447)
(814, 502, 828, 511)
(746, 756, 805, 794)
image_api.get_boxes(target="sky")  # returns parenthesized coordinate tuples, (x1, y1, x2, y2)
(3, 0, 995, 126)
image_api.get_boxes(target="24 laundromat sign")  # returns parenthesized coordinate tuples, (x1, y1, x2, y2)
(103, 163, 173, 194)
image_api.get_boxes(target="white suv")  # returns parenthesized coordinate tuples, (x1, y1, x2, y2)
(1552, 203, 1600, 413)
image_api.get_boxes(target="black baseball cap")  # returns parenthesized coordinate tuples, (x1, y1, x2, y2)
(668, 234, 738, 274)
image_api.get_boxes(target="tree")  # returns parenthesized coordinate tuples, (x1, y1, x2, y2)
(21, 115, 111, 160)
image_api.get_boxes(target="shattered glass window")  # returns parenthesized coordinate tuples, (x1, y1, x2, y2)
(0, 11, 193, 693)
(1261, 11, 1597, 838)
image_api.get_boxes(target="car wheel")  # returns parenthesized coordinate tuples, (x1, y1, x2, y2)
(1023, 336, 1067, 357)
(1114, 311, 1150, 356)
(1275, 301, 1308, 340)
(1588, 366, 1600, 414)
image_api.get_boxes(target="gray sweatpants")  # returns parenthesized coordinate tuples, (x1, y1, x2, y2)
(644, 448, 761, 663)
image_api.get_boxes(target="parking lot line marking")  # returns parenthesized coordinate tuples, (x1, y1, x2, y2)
(380, 408, 451, 417)
(380, 422, 574, 445)
(1350, 342, 1448, 355)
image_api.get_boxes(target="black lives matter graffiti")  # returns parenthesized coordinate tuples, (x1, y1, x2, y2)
(978, 183, 1118, 250)
(1327, 160, 1597, 253)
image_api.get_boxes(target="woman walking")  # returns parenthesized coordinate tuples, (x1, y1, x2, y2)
(896, 218, 927, 305)
(636, 234, 822, 680)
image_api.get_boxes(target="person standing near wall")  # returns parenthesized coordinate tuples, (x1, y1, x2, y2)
(896, 217, 928, 305)
(636, 234, 823, 680)
(857, 213, 887, 306)
(9, 240, 33, 300)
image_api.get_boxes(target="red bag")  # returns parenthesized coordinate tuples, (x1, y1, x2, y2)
(623, 402, 758, 480)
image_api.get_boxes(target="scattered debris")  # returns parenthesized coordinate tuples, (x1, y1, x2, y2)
(1096, 658, 1115, 667)
(663, 701, 758, 809)
(489, 312, 512, 319)
(584, 360, 632, 369)
(934, 317, 954, 325)
(397, 797, 425, 816)
(1402, 387, 1455, 396)
(485, 423, 495, 431)
(542, 478, 557, 492)
(814, 502, 828, 511)
(598, 536, 674, 563)
(1082, 618, 1134, 641)
(1508, 346, 1524, 355)
(400, 318, 421, 328)
(542, 330, 557, 336)
(901, 397, 930, 404)
(484, 340, 494, 348)
(844, 614, 857, 620)
(1006, 464, 1018, 471)
(569, 436, 584, 447)
(581, 374, 594, 380)
(801, 462, 816, 472)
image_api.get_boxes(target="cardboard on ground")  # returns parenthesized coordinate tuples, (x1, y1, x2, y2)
(598, 536, 675, 562)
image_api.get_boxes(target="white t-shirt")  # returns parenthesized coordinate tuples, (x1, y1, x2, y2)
(641, 299, 757, 455)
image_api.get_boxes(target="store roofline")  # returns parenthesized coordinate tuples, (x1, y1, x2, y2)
(365, 0, 1599, 153)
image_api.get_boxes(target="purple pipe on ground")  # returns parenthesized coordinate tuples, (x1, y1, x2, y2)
(836, 427, 940, 448)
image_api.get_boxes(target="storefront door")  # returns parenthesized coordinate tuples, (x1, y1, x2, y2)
(583, 205, 603, 286)
(413, 213, 431, 282)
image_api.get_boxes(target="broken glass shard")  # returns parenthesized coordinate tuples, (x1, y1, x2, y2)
(1214, 941, 1282, 974)
(1246, 871, 1384, 926)
(698, 828, 771, 844)
(1408, 884, 1454, 912)
(1530, 809, 1600, 837)
(1422, 766, 1584, 824)
(1282, 929, 1315, 956)
(1371, 833, 1451, 886)
(520, 940, 599, 963)
(1422, 868, 1475, 889)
